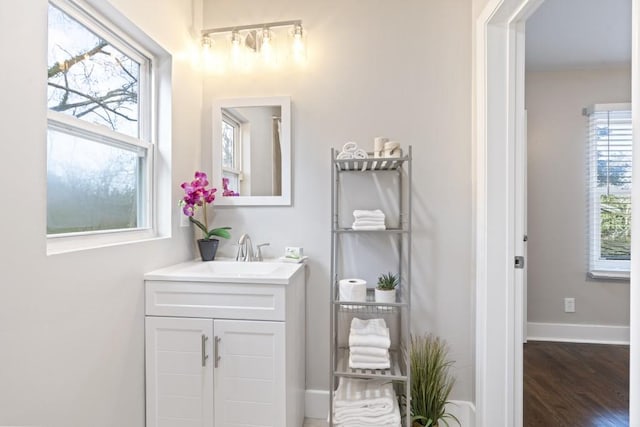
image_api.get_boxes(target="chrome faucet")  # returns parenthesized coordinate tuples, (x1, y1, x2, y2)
(236, 234, 254, 262)
(235, 234, 270, 262)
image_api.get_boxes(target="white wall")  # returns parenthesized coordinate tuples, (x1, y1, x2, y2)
(526, 67, 631, 327)
(0, 1, 201, 425)
(202, 0, 474, 400)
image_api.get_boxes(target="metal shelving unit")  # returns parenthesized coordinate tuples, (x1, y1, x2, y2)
(329, 146, 412, 427)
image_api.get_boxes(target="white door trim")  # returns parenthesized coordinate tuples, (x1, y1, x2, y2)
(630, 0, 640, 424)
(475, 0, 639, 426)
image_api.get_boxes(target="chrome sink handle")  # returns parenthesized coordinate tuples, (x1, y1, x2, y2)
(256, 243, 270, 261)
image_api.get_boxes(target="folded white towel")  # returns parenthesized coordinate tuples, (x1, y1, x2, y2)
(352, 219, 385, 226)
(349, 318, 390, 348)
(336, 423, 399, 427)
(349, 345, 390, 358)
(353, 209, 385, 220)
(349, 356, 391, 370)
(334, 378, 395, 408)
(350, 318, 387, 335)
(352, 224, 386, 231)
(335, 403, 400, 426)
(348, 332, 391, 349)
(349, 351, 390, 364)
(334, 379, 400, 425)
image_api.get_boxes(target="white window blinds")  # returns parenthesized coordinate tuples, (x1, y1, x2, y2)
(585, 103, 632, 278)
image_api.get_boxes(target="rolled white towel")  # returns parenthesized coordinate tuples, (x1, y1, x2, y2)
(349, 345, 390, 358)
(337, 151, 354, 160)
(352, 148, 368, 159)
(343, 141, 358, 152)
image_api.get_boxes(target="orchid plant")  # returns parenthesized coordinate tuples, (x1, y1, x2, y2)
(180, 171, 231, 240)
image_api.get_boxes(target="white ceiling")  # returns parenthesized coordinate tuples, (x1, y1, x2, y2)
(525, 0, 631, 71)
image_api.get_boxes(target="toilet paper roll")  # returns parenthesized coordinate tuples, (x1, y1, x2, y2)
(383, 141, 402, 158)
(339, 278, 367, 302)
(373, 137, 389, 158)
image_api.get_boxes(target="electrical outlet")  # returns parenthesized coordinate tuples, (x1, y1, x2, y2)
(564, 297, 575, 313)
(179, 206, 190, 227)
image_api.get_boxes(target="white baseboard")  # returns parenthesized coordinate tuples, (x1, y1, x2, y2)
(446, 400, 476, 427)
(305, 389, 329, 420)
(305, 390, 476, 426)
(527, 321, 630, 345)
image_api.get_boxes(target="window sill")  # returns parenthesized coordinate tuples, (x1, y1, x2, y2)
(47, 228, 169, 256)
(588, 270, 630, 281)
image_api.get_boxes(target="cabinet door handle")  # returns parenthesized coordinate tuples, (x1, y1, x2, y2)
(214, 336, 221, 368)
(201, 334, 209, 367)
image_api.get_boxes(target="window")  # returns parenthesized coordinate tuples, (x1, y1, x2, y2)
(221, 112, 242, 194)
(586, 103, 632, 278)
(47, 0, 155, 248)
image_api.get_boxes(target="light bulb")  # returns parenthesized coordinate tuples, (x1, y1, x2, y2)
(201, 36, 224, 74)
(230, 31, 242, 69)
(291, 24, 307, 65)
(261, 28, 274, 66)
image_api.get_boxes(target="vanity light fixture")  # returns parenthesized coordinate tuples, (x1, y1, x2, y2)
(200, 19, 306, 72)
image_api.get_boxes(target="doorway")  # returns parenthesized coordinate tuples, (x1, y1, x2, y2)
(474, 0, 639, 425)
(523, 0, 631, 423)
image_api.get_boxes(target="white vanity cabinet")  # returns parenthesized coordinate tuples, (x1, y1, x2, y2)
(144, 261, 305, 427)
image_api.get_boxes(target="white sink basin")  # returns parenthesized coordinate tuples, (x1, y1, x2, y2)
(144, 260, 304, 284)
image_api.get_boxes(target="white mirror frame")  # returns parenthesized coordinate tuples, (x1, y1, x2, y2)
(212, 96, 291, 206)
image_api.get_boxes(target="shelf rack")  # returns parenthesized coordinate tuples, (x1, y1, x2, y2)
(329, 146, 412, 427)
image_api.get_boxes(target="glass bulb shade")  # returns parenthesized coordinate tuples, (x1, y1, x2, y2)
(201, 37, 224, 74)
(230, 32, 243, 68)
(261, 29, 275, 66)
(290, 26, 307, 65)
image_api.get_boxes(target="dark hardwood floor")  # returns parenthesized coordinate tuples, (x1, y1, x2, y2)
(524, 341, 629, 427)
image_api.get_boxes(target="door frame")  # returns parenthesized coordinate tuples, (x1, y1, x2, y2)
(474, 0, 639, 426)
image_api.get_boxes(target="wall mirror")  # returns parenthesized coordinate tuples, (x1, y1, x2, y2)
(212, 96, 291, 206)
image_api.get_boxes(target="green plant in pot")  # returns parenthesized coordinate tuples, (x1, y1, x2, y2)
(375, 272, 399, 303)
(180, 171, 231, 261)
(406, 334, 459, 427)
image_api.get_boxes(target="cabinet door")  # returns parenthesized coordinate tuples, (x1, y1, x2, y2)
(146, 317, 214, 427)
(213, 320, 285, 427)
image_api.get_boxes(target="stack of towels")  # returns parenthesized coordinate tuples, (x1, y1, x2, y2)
(349, 318, 391, 370)
(333, 378, 401, 427)
(352, 209, 386, 231)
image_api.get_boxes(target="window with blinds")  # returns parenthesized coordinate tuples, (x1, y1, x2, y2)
(585, 103, 632, 278)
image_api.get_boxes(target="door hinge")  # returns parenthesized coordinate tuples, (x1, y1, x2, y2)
(514, 256, 525, 269)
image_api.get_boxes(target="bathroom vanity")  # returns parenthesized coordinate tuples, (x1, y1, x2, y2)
(144, 260, 306, 427)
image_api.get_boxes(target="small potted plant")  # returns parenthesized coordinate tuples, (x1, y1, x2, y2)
(406, 334, 459, 427)
(180, 171, 231, 261)
(375, 272, 399, 303)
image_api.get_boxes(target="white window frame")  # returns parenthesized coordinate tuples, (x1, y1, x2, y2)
(586, 103, 632, 279)
(46, 0, 162, 254)
(221, 111, 243, 185)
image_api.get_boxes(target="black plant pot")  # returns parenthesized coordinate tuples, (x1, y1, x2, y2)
(197, 238, 219, 261)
